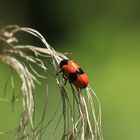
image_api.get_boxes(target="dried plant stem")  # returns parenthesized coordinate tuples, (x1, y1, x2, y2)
(0, 25, 103, 140)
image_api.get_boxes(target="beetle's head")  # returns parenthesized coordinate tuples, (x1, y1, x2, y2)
(59, 59, 69, 68)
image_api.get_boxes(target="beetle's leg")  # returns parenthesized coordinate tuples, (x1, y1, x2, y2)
(56, 71, 67, 85)
(56, 70, 62, 77)
(69, 80, 72, 84)
(62, 73, 67, 85)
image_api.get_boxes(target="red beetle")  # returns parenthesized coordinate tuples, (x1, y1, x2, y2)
(59, 59, 89, 89)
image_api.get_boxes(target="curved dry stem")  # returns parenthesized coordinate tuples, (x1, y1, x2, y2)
(0, 55, 35, 138)
(0, 25, 103, 140)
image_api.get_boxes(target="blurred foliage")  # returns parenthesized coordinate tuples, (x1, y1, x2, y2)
(0, 0, 140, 140)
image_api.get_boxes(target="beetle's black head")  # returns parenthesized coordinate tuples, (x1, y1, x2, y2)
(60, 59, 69, 68)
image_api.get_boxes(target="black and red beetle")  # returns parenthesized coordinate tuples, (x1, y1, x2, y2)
(59, 59, 89, 89)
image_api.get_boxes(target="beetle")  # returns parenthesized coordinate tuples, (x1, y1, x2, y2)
(59, 59, 89, 89)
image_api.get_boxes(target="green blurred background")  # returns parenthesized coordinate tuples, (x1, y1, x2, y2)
(1, 0, 140, 139)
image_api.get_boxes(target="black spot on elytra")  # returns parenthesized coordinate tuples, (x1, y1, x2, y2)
(69, 73, 77, 82)
(76, 68, 84, 75)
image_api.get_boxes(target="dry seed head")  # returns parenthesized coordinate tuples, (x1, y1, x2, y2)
(0, 25, 103, 140)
